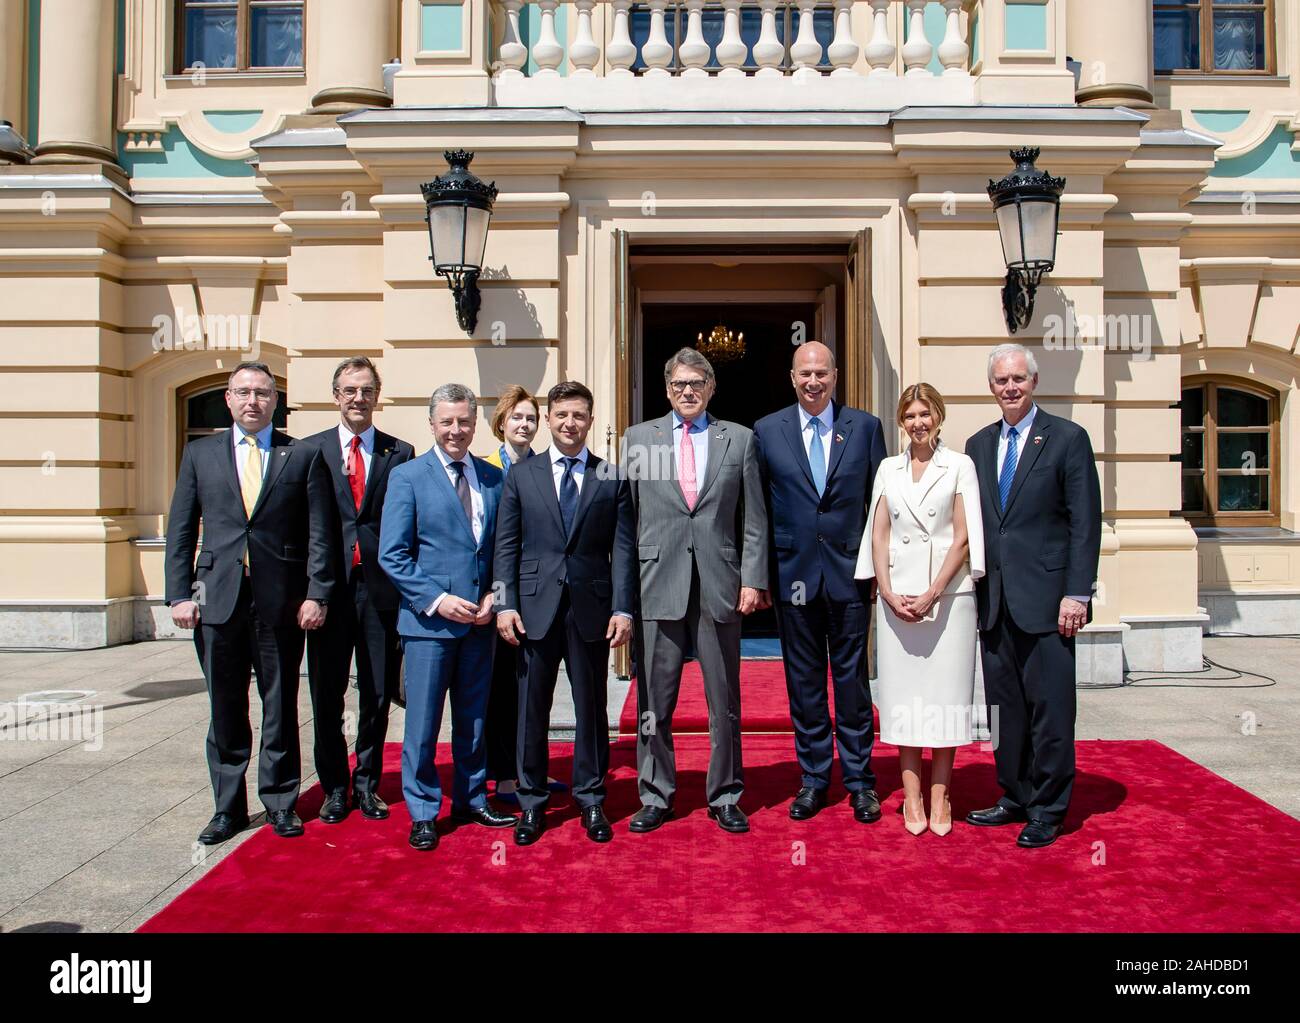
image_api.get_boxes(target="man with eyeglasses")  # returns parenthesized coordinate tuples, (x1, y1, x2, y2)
(621, 348, 770, 834)
(165, 361, 335, 845)
(303, 357, 415, 826)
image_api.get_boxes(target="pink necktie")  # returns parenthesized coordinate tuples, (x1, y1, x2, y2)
(679, 422, 698, 510)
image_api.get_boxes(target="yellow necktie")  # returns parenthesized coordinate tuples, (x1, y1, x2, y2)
(241, 434, 263, 518)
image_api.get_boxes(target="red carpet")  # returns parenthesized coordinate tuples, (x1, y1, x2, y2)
(140, 736, 1300, 933)
(619, 660, 835, 735)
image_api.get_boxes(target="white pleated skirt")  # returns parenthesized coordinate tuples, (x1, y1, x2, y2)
(875, 591, 977, 747)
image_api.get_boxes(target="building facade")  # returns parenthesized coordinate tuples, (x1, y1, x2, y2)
(0, 0, 1297, 684)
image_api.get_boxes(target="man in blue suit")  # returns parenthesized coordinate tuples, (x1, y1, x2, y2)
(379, 383, 517, 851)
(754, 341, 888, 824)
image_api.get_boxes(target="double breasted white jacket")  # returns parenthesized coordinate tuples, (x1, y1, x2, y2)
(853, 442, 986, 596)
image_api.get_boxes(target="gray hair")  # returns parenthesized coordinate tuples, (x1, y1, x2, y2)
(663, 347, 715, 386)
(429, 382, 478, 417)
(987, 343, 1039, 382)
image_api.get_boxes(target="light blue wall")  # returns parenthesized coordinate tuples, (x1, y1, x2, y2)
(203, 110, 263, 133)
(521, 3, 568, 77)
(117, 127, 255, 180)
(26, 0, 39, 145)
(1004, 0, 1048, 51)
(1192, 110, 1251, 135)
(902, 2, 948, 75)
(420, 1, 464, 52)
(1212, 125, 1300, 180)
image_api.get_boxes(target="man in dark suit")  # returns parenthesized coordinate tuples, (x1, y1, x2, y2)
(379, 383, 517, 852)
(166, 361, 334, 844)
(494, 381, 636, 846)
(754, 341, 888, 824)
(304, 357, 415, 825)
(963, 343, 1101, 848)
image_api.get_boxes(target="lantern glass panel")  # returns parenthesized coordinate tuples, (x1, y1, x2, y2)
(428, 204, 468, 270)
(463, 206, 492, 271)
(1018, 198, 1059, 266)
(995, 202, 1024, 267)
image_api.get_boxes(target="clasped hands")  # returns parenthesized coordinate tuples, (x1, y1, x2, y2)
(438, 591, 496, 626)
(882, 587, 939, 624)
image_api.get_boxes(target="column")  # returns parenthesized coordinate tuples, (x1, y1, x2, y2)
(32, 0, 118, 165)
(1066, 0, 1153, 107)
(310, 0, 397, 112)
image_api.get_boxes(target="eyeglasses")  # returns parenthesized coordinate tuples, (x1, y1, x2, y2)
(230, 388, 275, 401)
(669, 378, 709, 395)
(336, 387, 377, 400)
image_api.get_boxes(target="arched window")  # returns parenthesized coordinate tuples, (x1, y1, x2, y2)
(176, 374, 287, 472)
(1179, 377, 1280, 526)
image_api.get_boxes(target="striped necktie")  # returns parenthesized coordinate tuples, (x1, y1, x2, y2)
(998, 426, 1019, 511)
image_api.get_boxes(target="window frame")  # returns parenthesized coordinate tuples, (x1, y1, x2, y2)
(173, 0, 306, 75)
(1179, 375, 1280, 527)
(1154, 0, 1276, 77)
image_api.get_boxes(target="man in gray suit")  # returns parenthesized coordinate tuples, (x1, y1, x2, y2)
(622, 348, 769, 834)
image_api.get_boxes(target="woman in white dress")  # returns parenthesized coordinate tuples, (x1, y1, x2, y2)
(854, 384, 984, 836)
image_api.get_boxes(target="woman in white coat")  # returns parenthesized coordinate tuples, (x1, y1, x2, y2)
(855, 384, 985, 836)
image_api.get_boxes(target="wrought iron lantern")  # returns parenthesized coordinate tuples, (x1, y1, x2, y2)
(987, 147, 1065, 334)
(420, 150, 498, 334)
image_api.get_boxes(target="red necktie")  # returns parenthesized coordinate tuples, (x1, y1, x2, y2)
(348, 435, 365, 565)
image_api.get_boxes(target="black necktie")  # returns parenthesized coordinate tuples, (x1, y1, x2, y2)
(559, 456, 580, 536)
(450, 461, 474, 532)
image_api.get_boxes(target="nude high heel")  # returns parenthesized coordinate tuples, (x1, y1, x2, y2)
(929, 796, 952, 836)
(903, 797, 928, 836)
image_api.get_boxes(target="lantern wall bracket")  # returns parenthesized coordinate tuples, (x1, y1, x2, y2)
(1002, 264, 1047, 334)
(439, 266, 482, 334)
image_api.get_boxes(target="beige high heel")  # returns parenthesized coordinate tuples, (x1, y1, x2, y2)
(903, 797, 928, 836)
(929, 795, 953, 836)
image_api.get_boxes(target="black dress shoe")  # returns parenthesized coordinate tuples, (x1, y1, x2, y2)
(581, 805, 613, 843)
(1017, 820, 1062, 848)
(628, 805, 673, 833)
(450, 803, 518, 828)
(409, 820, 438, 851)
(966, 804, 1028, 827)
(514, 808, 545, 846)
(355, 791, 389, 820)
(266, 810, 304, 837)
(319, 790, 349, 824)
(851, 788, 882, 824)
(789, 787, 828, 821)
(708, 804, 750, 833)
(197, 812, 248, 845)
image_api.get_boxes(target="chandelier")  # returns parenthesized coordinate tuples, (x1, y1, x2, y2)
(696, 323, 745, 364)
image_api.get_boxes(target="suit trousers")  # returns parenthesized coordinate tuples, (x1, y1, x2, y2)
(486, 635, 521, 783)
(979, 592, 1077, 826)
(305, 571, 401, 797)
(516, 587, 611, 811)
(635, 563, 743, 809)
(774, 586, 876, 792)
(400, 626, 493, 821)
(194, 576, 304, 817)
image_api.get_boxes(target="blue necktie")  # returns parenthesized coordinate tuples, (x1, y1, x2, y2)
(998, 426, 1019, 511)
(808, 420, 827, 496)
(559, 456, 580, 535)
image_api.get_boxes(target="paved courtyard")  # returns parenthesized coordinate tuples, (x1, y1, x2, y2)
(0, 635, 1295, 933)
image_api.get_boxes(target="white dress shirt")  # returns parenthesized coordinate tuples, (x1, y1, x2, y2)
(425, 445, 485, 618)
(232, 422, 273, 481)
(672, 411, 710, 483)
(798, 402, 833, 475)
(550, 444, 590, 496)
(337, 422, 375, 482)
(997, 404, 1089, 605)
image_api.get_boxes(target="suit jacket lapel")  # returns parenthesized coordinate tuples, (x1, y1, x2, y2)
(979, 425, 1003, 521)
(220, 429, 246, 516)
(321, 431, 357, 521)
(695, 418, 730, 505)
(655, 414, 691, 514)
(780, 407, 817, 493)
(426, 452, 477, 546)
(474, 454, 498, 551)
(358, 431, 396, 518)
(1003, 412, 1051, 516)
(249, 431, 293, 521)
(897, 457, 929, 532)
(566, 451, 604, 548)
(825, 404, 853, 486)
(528, 451, 567, 540)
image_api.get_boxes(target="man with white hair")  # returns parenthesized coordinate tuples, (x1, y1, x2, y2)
(963, 343, 1101, 848)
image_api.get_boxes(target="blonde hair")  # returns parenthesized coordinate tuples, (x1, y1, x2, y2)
(490, 385, 539, 441)
(896, 383, 946, 448)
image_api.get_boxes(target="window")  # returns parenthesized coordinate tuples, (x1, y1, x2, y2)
(1154, 0, 1274, 74)
(177, 376, 287, 472)
(175, 0, 304, 73)
(1179, 378, 1280, 525)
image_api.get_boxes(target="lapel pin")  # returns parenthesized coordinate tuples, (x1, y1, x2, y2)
(835, 433, 845, 443)
(1033, 435, 1043, 445)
